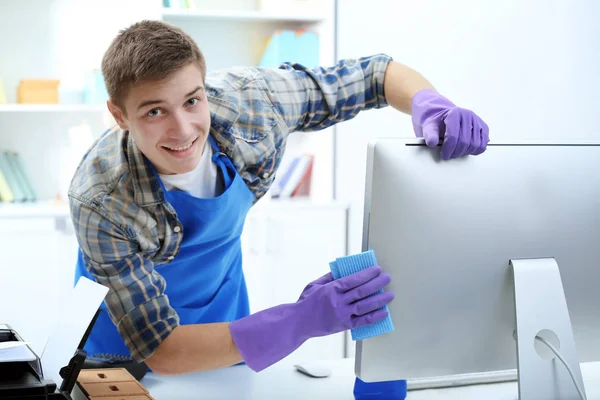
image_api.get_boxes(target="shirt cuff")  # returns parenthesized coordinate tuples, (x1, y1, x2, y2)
(116, 296, 180, 362)
(368, 53, 393, 109)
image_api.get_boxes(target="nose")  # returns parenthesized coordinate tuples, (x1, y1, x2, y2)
(168, 110, 194, 138)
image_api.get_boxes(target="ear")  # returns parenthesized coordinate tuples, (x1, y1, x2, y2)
(107, 100, 129, 130)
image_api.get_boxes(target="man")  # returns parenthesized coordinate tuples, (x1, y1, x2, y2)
(70, 20, 489, 376)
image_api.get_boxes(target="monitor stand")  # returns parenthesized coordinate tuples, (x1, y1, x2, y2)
(511, 258, 587, 400)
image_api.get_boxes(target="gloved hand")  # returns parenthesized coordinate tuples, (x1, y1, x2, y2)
(229, 266, 393, 372)
(411, 89, 490, 160)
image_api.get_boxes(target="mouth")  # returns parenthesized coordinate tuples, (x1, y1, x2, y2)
(161, 137, 198, 158)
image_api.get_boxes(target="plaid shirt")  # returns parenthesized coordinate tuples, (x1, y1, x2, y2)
(68, 54, 392, 362)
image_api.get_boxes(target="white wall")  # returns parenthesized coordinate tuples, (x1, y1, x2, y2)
(335, 0, 600, 254)
(0, 0, 336, 202)
(49, 0, 163, 102)
(0, 0, 161, 200)
(0, 0, 161, 104)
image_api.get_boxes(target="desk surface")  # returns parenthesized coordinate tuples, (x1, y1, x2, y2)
(141, 358, 600, 400)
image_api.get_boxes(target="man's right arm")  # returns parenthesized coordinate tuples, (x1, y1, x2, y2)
(70, 198, 242, 375)
(71, 198, 394, 375)
(145, 323, 242, 375)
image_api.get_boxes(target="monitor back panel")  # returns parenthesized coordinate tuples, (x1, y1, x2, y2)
(356, 139, 600, 382)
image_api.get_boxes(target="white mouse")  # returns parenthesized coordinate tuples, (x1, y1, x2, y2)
(294, 362, 332, 378)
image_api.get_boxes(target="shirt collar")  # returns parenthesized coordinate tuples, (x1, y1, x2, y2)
(127, 132, 165, 207)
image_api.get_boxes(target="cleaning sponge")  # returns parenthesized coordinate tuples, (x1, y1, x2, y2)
(329, 250, 395, 341)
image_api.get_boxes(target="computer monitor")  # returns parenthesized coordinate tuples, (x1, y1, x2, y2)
(356, 138, 600, 398)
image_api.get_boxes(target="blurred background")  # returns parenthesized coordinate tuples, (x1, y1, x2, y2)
(0, 0, 598, 365)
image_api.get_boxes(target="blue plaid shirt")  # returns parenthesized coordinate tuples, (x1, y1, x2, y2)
(68, 54, 392, 362)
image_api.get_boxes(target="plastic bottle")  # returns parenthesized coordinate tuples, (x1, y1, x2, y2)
(353, 377, 407, 400)
(83, 69, 109, 105)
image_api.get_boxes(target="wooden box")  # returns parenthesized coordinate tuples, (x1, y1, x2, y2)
(78, 381, 149, 398)
(77, 369, 137, 384)
(72, 368, 154, 400)
(86, 396, 154, 400)
(17, 79, 59, 104)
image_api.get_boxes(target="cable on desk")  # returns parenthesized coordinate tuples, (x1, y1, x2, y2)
(534, 335, 587, 400)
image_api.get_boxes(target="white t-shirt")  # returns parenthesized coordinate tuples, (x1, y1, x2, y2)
(159, 140, 219, 198)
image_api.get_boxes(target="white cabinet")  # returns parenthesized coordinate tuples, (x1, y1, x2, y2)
(242, 199, 349, 364)
(0, 207, 77, 356)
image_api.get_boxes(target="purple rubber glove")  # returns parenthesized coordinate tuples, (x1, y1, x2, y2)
(229, 265, 393, 372)
(411, 89, 490, 160)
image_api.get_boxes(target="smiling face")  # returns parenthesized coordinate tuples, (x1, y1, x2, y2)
(108, 62, 211, 175)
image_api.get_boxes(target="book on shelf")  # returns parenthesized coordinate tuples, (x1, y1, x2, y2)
(163, 0, 196, 8)
(270, 154, 314, 199)
(0, 150, 38, 203)
(0, 77, 6, 104)
(259, 29, 319, 69)
(0, 165, 13, 202)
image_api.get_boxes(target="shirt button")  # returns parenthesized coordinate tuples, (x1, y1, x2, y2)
(173, 225, 181, 233)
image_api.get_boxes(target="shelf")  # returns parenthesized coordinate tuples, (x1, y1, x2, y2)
(253, 197, 349, 211)
(0, 104, 106, 112)
(161, 8, 326, 23)
(0, 198, 345, 220)
(0, 201, 70, 219)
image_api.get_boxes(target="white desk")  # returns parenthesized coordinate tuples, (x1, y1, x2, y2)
(141, 358, 600, 400)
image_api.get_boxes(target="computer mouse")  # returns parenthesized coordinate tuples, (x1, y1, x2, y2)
(294, 362, 332, 378)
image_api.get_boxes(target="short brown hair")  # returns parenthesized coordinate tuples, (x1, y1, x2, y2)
(101, 20, 206, 110)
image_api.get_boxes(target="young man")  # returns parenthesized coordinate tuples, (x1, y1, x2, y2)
(69, 20, 489, 376)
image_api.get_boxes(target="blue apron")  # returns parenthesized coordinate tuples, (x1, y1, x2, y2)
(74, 135, 255, 357)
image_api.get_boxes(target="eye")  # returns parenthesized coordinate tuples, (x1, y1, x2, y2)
(147, 108, 163, 117)
(186, 98, 199, 107)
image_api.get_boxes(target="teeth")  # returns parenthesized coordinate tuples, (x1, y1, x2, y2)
(166, 141, 193, 152)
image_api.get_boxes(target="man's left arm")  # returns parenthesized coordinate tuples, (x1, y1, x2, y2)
(381, 60, 435, 114)
(260, 54, 489, 160)
(259, 54, 391, 133)
(384, 60, 490, 160)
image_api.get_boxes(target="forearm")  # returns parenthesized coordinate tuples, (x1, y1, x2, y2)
(383, 61, 436, 114)
(145, 323, 242, 375)
(262, 54, 391, 132)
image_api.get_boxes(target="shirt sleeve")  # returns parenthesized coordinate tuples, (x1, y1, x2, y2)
(258, 53, 392, 133)
(70, 197, 179, 362)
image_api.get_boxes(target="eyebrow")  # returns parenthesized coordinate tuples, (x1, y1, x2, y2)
(136, 86, 205, 111)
